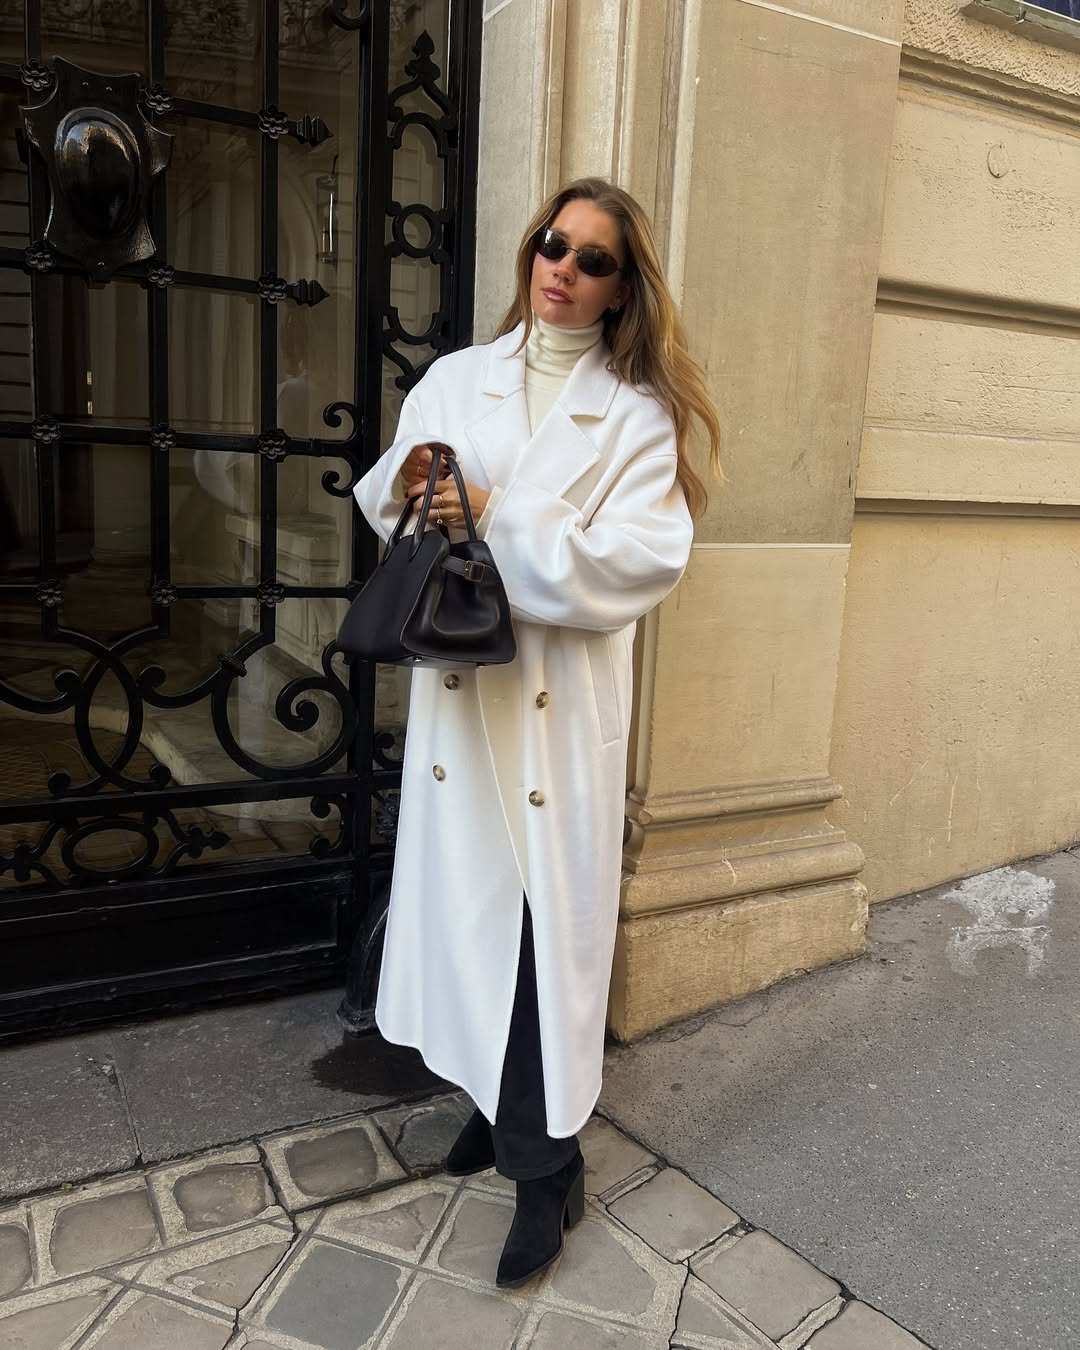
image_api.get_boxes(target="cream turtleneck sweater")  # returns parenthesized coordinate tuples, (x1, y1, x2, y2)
(473, 314, 603, 537)
(523, 312, 604, 433)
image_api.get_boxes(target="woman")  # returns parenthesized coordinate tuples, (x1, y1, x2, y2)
(353, 177, 721, 1288)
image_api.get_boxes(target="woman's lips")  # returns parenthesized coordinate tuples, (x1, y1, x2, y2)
(542, 288, 570, 303)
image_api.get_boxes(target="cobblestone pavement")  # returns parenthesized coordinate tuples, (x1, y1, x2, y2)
(0, 1094, 932, 1350)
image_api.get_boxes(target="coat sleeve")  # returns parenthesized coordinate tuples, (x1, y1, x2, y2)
(352, 390, 433, 544)
(478, 432, 695, 633)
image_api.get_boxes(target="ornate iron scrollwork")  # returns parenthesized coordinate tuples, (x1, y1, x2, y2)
(327, 0, 371, 31)
(20, 59, 173, 280)
(0, 0, 481, 1037)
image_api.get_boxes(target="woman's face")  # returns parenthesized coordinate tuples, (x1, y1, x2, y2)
(529, 199, 632, 329)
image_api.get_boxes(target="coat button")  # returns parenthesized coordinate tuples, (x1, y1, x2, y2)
(433, 765, 446, 781)
(444, 674, 460, 690)
(535, 691, 549, 708)
(528, 790, 545, 807)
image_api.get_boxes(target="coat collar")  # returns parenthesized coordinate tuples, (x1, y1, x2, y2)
(467, 322, 622, 504)
(480, 322, 621, 420)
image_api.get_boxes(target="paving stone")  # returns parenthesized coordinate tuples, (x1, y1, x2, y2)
(149, 1148, 282, 1242)
(541, 1210, 685, 1332)
(375, 1094, 472, 1171)
(381, 1275, 521, 1350)
(133, 1225, 294, 1312)
(45, 1184, 158, 1279)
(258, 1239, 406, 1350)
(0, 1218, 32, 1296)
(83, 1291, 233, 1349)
(465, 1167, 515, 1196)
(174, 1165, 271, 1233)
(529, 1309, 667, 1349)
(580, 1118, 656, 1197)
(261, 1117, 405, 1210)
(317, 1178, 456, 1263)
(805, 1300, 926, 1349)
(178, 1243, 290, 1310)
(673, 1274, 778, 1350)
(548, 1216, 659, 1317)
(0, 1290, 108, 1349)
(431, 1192, 513, 1281)
(692, 1232, 840, 1342)
(288, 1128, 379, 1195)
(608, 1168, 740, 1262)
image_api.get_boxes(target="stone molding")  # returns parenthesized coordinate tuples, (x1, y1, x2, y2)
(627, 776, 843, 828)
(900, 47, 1080, 128)
(903, 0, 1080, 98)
(622, 777, 865, 918)
(877, 275, 1080, 338)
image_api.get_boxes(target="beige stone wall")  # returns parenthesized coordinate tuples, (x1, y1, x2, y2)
(830, 7, 1080, 903)
(476, 0, 912, 1037)
(475, 0, 1080, 1030)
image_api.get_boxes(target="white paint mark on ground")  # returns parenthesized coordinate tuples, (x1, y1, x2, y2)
(944, 867, 1053, 977)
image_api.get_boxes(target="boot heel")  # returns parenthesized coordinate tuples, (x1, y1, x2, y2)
(563, 1161, 585, 1230)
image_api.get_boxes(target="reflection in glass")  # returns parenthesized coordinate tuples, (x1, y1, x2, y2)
(383, 4, 451, 444)
(169, 288, 258, 433)
(0, 440, 35, 580)
(277, 36, 358, 442)
(137, 597, 261, 788)
(0, 16, 21, 65)
(165, 0, 259, 110)
(232, 608, 349, 769)
(59, 444, 154, 642)
(169, 120, 259, 278)
(30, 277, 149, 426)
(277, 454, 354, 588)
(0, 97, 30, 441)
(170, 447, 260, 586)
(0, 594, 53, 706)
(42, 0, 143, 73)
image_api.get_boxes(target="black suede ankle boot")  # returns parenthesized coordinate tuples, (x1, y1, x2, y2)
(444, 1107, 496, 1177)
(496, 1149, 586, 1289)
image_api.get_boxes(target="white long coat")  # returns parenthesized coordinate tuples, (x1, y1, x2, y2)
(353, 324, 694, 1137)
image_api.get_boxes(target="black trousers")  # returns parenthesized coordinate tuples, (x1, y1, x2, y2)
(489, 895, 581, 1181)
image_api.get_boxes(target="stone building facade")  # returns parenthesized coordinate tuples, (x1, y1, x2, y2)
(473, 0, 1080, 1036)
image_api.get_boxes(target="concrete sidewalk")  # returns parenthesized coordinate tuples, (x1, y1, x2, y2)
(601, 848, 1080, 1350)
(5, 846, 1078, 1349)
(0, 1094, 925, 1350)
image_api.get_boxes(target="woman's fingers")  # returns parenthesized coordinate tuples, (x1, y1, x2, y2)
(404, 469, 486, 527)
(401, 446, 433, 485)
(407, 477, 459, 515)
(405, 475, 454, 499)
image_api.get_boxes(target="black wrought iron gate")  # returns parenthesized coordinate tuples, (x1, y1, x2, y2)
(0, 0, 480, 1038)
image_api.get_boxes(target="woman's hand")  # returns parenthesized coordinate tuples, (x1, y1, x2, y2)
(405, 472, 490, 529)
(400, 441, 454, 488)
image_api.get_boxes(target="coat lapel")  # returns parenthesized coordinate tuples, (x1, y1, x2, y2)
(466, 322, 621, 504)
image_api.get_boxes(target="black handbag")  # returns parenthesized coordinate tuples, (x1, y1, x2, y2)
(338, 445, 516, 668)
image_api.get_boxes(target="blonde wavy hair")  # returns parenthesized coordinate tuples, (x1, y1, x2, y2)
(495, 177, 723, 519)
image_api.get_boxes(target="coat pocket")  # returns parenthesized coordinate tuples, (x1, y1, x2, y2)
(585, 633, 621, 745)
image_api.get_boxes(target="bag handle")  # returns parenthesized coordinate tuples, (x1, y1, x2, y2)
(384, 445, 480, 557)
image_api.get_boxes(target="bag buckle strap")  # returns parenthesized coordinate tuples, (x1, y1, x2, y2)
(443, 556, 489, 584)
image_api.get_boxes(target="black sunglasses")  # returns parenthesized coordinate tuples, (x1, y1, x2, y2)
(534, 228, 626, 279)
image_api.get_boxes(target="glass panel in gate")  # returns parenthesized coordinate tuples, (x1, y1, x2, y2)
(0, 0, 479, 1033)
